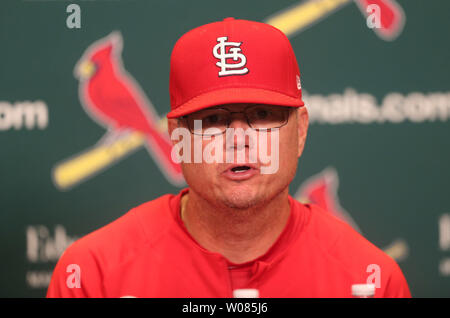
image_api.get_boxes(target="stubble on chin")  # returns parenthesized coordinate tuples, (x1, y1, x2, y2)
(215, 185, 268, 211)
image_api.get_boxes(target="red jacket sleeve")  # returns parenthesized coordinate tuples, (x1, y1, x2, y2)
(46, 241, 104, 298)
(382, 261, 412, 298)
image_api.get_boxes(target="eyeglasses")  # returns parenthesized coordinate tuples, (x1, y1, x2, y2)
(181, 105, 292, 136)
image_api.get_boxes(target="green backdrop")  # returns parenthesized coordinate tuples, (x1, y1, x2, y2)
(0, 0, 449, 297)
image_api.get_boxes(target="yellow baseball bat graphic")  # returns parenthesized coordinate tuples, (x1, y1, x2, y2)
(52, 131, 147, 190)
(382, 239, 409, 262)
(265, 0, 351, 37)
(53, 117, 171, 190)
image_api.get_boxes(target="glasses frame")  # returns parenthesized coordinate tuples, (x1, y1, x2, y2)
(180, 105, 293, 136)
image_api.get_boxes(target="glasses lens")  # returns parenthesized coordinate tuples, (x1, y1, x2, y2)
(246, 105, 289, 129)
(187, 108, 229, 135)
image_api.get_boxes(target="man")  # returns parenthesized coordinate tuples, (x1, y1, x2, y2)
(47, 18, 411, 298)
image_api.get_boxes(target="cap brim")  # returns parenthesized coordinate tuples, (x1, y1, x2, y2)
(167, 87, 304, 118)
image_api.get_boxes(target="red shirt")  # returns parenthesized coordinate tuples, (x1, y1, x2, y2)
(46, 188, 411, 298)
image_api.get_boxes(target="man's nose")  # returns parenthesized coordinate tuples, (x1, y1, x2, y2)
(225, 112, 254, 152)
(227, 112, 250, 130)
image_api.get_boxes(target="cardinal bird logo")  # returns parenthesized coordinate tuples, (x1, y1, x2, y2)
(265, 0, 405, 41)
(355, 0, 405, 41)
(295, 167, 362, 233)
(52, 32, 184, 190)
(295, 167, 409, 262)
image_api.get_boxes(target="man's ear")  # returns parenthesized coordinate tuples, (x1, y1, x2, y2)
(297, 107, 309, 158)
(167, 118, 180, 146)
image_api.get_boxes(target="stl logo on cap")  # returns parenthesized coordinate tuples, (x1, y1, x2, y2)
(213, 36, 249, 77)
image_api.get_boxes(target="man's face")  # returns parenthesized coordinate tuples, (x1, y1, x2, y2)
(168, 103, 308, 210)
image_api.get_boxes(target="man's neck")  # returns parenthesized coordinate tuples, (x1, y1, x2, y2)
(180, 189, 291, 264)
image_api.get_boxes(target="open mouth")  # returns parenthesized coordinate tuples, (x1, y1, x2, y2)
(223, 164, 258, 181)
(230, 166, 251, 173)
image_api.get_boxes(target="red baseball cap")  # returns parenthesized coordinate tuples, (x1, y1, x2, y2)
(167, 17, 304, 118)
